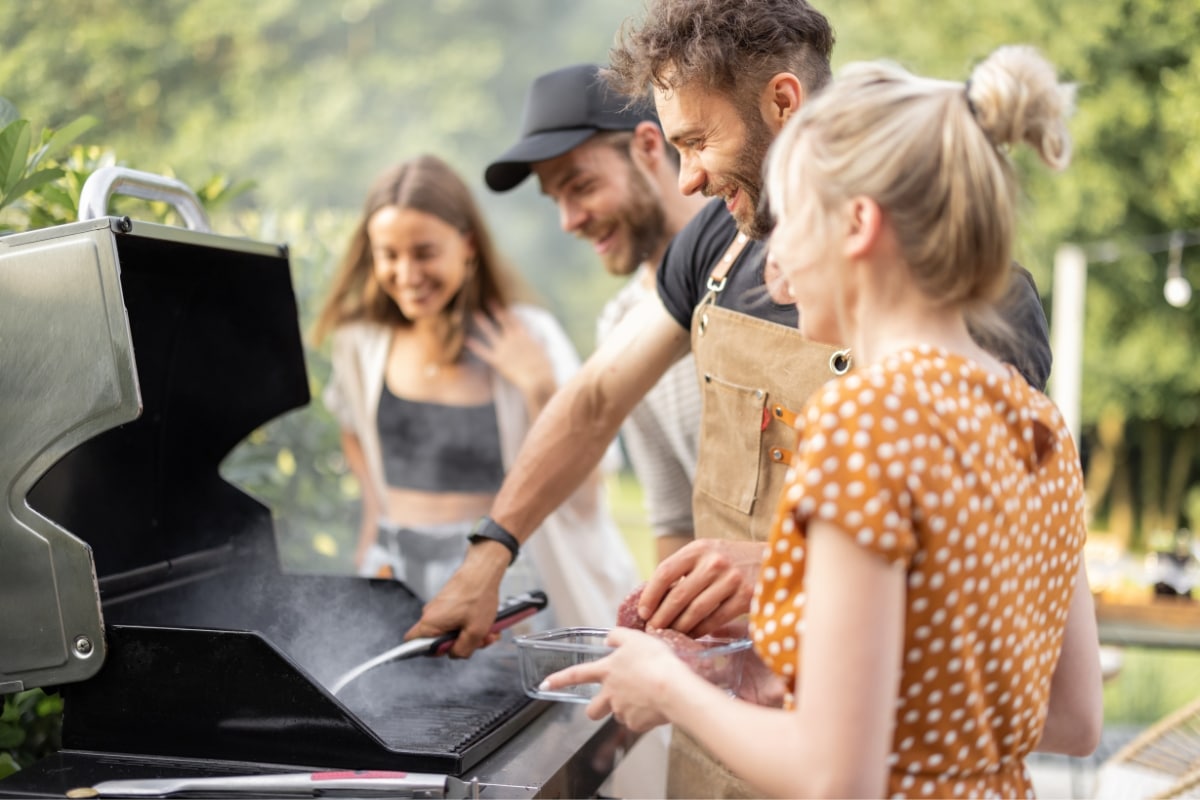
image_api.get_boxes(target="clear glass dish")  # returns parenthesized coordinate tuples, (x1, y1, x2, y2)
(514, 626, 752, 703)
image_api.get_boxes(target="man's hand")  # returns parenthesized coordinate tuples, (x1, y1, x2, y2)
(638, 539, 767, 637)
(404, 540, 508, 658)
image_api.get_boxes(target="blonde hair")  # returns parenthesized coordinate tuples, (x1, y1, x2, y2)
(767, 45, 1074, 309)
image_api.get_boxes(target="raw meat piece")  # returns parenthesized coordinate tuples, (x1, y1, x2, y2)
(616, 583, 647, 630)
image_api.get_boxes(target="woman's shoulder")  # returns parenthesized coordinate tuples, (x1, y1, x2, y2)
(507, 302, 556, 326)
(332, 318, 390, 345)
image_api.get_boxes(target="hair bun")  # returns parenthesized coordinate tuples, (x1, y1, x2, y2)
(966, 45, 1075, 170)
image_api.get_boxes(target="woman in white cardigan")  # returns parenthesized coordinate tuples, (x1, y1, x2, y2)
(312, 154, 637, 629)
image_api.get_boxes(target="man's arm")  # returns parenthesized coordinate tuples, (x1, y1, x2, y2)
(406, 295, 691, 655)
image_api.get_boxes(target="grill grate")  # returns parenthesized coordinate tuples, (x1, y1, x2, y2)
(339, 643, 536, 753)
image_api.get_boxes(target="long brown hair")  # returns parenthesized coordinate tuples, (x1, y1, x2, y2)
(312, 154, 520, 362)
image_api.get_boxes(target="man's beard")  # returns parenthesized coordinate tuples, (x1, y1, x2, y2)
(727, 111, 777, 240)
(597, 164, 668, 277)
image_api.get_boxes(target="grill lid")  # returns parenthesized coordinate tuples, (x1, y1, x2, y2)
(0, 171, 309, 693)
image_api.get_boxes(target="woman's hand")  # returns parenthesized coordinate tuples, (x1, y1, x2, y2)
(465, 305, 557, 415)
(637, 539, 767, 636)
(541, 627, 693, 732)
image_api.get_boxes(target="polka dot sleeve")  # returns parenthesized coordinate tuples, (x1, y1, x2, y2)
(787, 372, 919, 567)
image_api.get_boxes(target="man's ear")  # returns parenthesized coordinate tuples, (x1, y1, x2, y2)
(844, 196, 884, 259)
(760, 73, 805, 133)
(629, 120, 664, 170)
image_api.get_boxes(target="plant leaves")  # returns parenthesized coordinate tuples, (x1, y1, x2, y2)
(34, 693, 62, 718)
(0, 168, 64, 213)
(0, 97, 18, 129)
(27, 115, 97, 172)
(0, 119, 31, 195)
(0, 723, 25, 749)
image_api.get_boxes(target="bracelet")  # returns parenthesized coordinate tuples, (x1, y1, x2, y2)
(468, 516, 520, 566)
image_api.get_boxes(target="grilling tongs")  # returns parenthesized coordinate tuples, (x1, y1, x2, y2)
(329, 589, 548, 695)
(67, 769, 518, 798)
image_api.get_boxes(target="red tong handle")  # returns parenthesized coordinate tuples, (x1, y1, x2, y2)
(430, 589, 548, 656)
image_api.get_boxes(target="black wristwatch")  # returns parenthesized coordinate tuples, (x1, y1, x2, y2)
(468, 516, 520, 566)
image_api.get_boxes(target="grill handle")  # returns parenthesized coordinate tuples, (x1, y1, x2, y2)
(79, 166, 212, 232)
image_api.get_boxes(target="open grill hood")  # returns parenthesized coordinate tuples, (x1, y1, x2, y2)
(1, 212, 311, 693)
(0, 172, 557, 785)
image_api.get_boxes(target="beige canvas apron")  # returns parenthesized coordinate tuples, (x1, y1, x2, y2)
(667, 232, 850, 799)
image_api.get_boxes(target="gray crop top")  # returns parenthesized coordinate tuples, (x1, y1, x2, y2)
(377, 383, 505, 493)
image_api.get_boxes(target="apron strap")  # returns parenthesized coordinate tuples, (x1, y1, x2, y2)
(697, 232, 752, 336)
(767, 403, 798, 429)
(706, 232, 751, 294)
(769, 445, 796, 465)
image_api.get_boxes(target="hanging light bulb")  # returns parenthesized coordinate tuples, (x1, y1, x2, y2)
(1164, 231, 1192, 308)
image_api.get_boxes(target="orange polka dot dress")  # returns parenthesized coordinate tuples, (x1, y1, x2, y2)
(751, 345, 1087, 799)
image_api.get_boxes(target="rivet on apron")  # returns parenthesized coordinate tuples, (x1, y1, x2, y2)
(830, 349, 852, 375)
(704, 373, 712, 383)
(755, 389, 763, 399)
(771, 448, 785, 461)
(699, 311, 709, 335)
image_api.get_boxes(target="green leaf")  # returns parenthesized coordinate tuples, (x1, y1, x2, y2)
(29, 181, 74, 211)
(27, 115, 97, 171)
(0, 752, 19, 781)
(0, 98, 17, 129)
(34, 693, 62, 717)
(0, 168, 65, 213)
(0, 722, 25, 749)
(0, 119, 31, 195)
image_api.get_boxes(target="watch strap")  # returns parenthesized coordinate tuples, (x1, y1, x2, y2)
(469, 516, 520, 566)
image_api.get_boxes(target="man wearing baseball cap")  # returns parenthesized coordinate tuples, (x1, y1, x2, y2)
(486, 63, 709, 798)
(488, 63, 707, 566)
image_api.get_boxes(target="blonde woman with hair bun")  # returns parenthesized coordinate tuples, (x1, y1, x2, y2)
(544, 46, 1102, 799)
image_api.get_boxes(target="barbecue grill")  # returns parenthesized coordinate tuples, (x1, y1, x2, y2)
(0, 169, 630, 798)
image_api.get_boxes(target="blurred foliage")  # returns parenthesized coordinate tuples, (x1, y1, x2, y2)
(0, 690, 62, 780)
(821, 0, 1200, 546)
(0, 101, 95, 227)
(0, 0, 647, 351)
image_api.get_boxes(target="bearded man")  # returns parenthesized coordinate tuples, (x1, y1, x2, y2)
(486, 63, 707, 564)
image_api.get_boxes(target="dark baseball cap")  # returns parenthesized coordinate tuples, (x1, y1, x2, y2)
(485, 63, 658, 192)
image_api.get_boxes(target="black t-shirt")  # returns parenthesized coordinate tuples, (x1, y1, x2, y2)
(657, 199, 797, 329)
(655, 199, 1053, 391)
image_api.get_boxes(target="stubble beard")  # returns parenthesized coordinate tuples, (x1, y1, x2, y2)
(731, 111, 778, 241)
(600, 166, 668, 277)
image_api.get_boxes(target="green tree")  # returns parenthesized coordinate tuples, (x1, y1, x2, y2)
(0, 0, 648, 351)
(824, 0, 1200, 546)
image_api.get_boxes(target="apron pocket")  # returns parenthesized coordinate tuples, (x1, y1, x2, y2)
(694, 372, 765, 515)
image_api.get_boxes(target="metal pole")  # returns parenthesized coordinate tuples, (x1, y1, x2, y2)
(1050, 244, 1087, 444)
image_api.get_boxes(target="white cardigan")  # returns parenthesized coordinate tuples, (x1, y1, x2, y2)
(323, 305, 638, 629)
